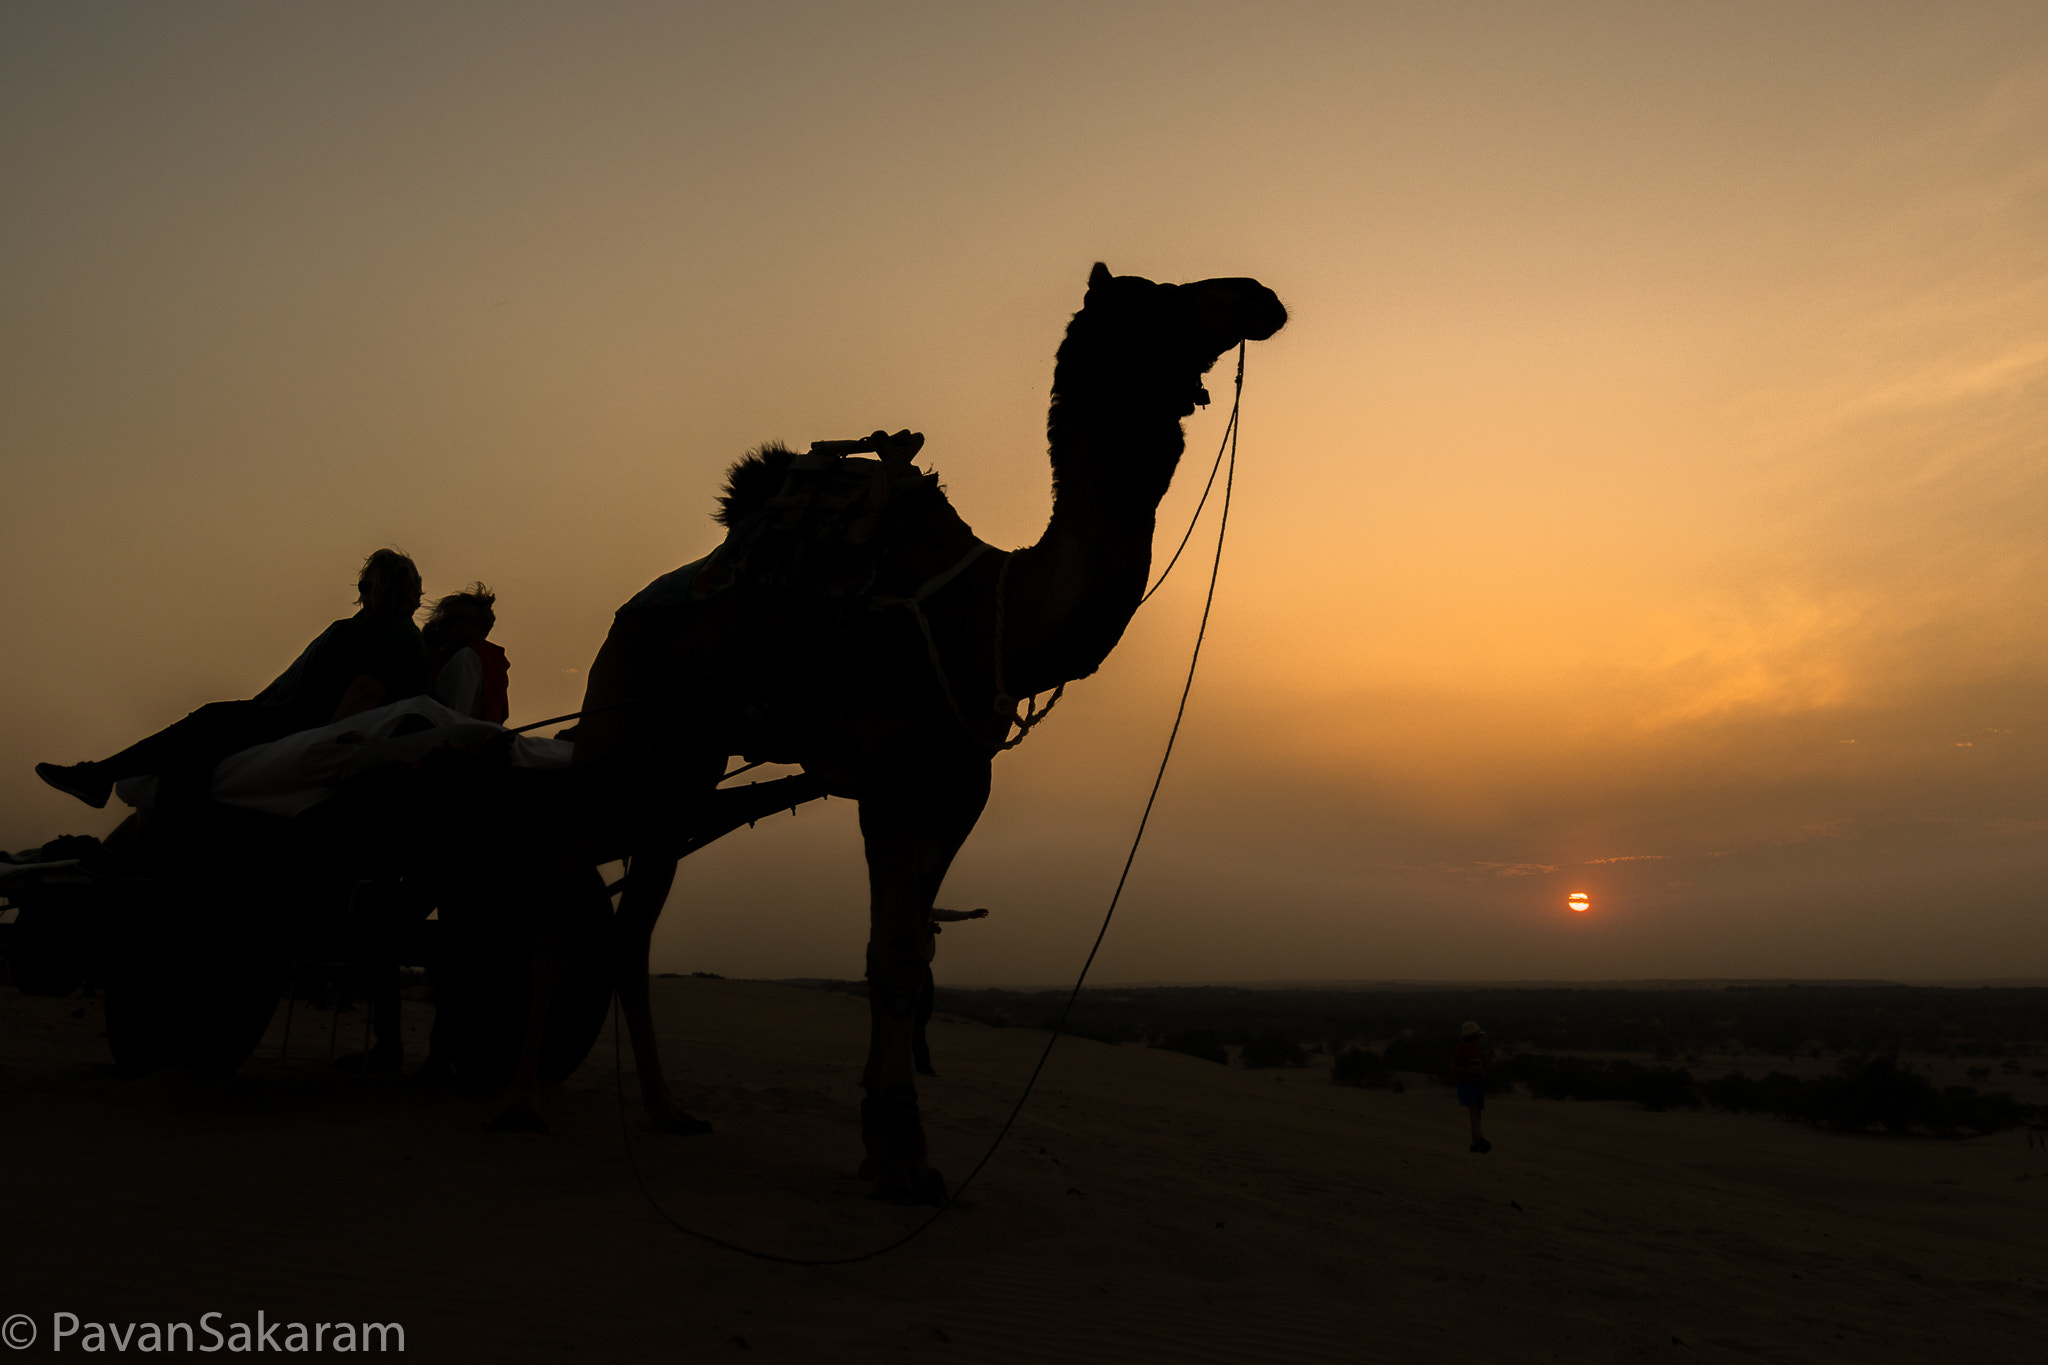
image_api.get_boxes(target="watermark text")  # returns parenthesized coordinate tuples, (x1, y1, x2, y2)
(1, 1311, 405, 1353)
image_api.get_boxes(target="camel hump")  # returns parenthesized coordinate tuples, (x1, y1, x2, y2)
(689, 431, 956, 608)
(717, 431, 928, 529)
(715, 443, 797, 528)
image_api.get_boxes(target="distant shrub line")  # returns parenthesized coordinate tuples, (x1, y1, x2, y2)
(1326, 1045, 2039, 1136)
(803, 980, 2048, 1134)
(904, 981, 2048, 1060)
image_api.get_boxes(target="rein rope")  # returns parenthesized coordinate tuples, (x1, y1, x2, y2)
(1141, 344, 1242, 606)
(990, 552, 1065, 751)
(611, 341, 1249, 1265)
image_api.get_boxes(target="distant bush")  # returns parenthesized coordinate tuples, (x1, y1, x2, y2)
(1496, 1053, 1700, 1111)
(1240, 1035, 1310, 1068)
(1698, 1054, 2038, 1135)
(1939, 1086, 2028, 1136)
(1151, 1030, 1228, 1065)
(1064, 1016, 1147, 1045)
(1332, 1047, 1392, 1088)
(1700, 1070, 1807, 1115)
(1379, 1033, 1447, 1077)
(1805, 1055, 1941, 1132)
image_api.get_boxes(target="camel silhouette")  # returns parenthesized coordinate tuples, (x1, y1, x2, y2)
(498, 264, 1286, 1204)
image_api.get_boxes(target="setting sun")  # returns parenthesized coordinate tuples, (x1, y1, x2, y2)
(1568, 893, 1591, 913)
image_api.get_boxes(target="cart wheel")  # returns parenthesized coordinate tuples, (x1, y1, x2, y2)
(428, 865, 616, 1088)
(102, 896, 285, 1079)
(8, 903, 89, 997)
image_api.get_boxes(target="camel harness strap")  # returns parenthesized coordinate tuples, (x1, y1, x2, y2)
(871, 542, 1066, 756)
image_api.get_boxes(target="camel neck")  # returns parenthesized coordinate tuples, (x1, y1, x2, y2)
(1002, 403, 1187, 697)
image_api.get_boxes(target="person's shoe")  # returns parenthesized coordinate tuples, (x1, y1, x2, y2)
(35, 762, 111, 810)
(1469, 1141, 1491, 1154)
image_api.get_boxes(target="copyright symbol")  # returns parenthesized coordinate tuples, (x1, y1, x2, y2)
(1, 1315, 35, 1348)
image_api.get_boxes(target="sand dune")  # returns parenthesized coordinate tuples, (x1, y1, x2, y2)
(4, 978, 2044, 1361)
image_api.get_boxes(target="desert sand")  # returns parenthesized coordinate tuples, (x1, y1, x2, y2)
(4, 978, 2044, 1362)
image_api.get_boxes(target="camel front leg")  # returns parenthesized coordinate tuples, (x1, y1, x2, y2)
(857, 772, 989, 1204)
(615, 852, 710, 1134)
(857, 797, 944, 1204)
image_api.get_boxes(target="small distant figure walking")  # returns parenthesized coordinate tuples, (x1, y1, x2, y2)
(1455, 1020, 1492, 1154)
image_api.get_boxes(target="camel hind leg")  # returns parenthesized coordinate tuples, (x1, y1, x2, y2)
(613, 851, 711, 1134)
(487, 850, 604, 1132)
(487, 831, 705, 1134)
(572, 604, 722, 1132)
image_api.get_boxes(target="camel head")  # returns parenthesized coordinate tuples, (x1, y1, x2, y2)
(1086, 261, 1287, 352)
(1055, 264, 1288, 423)
(1021, 265, 1288, 684)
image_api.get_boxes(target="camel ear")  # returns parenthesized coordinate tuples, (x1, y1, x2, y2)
(1088, 262, 1113, 293)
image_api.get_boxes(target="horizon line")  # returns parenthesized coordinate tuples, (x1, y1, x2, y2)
(767, 975, 2048, 992)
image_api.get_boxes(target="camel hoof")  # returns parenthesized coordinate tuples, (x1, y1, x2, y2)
(487, 1102, 548, 1133)
(858, 1092, 944, 1204)
(648, 1105, 713, 1136)
(867, 1164, 948, 1207)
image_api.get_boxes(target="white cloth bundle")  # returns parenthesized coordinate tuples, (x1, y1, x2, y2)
(115, 696, 572, 819)
(0, 857, 82, 882)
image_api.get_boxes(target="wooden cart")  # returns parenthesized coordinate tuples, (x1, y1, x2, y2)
(2, 757, 822, 1084)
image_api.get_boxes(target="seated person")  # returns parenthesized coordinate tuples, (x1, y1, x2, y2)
(36, 549, 429, 809)
(423, 584, 510, 724)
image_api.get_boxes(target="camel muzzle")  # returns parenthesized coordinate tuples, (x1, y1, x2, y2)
(1184, 276, 1288, 346)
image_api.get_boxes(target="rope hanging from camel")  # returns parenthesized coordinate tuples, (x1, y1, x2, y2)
(611, 341, 1250, 1265)
(1141, 342, 1242, 606)
(989, 552, 1065, 750)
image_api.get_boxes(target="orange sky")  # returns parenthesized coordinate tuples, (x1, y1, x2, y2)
(5, 4, 2047, 982)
